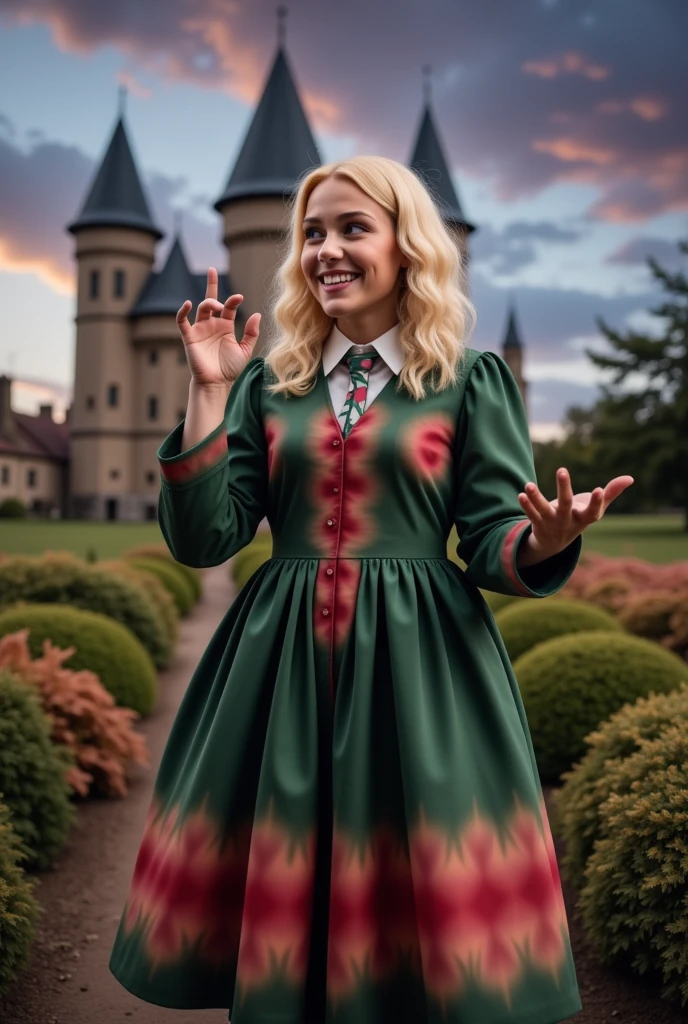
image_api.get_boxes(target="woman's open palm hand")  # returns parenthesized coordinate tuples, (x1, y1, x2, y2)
(176, 268, 261, 388)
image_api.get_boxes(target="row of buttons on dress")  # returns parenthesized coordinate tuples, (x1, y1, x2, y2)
(322, 437, 343, 616)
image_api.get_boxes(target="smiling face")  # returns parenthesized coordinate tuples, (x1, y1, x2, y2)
(300, 174, 409, 343)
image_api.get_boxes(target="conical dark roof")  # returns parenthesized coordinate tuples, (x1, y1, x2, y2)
(409, 106, 475, 232)
(503, 305, 524, 350)
(131, 235, 240, 321)
(130, 235, 197, 317)
(68, 117, 162, 238)
(214, 47, 321, 210)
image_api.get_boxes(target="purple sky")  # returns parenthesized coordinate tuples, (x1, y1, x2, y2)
(0, 0, 686, 435)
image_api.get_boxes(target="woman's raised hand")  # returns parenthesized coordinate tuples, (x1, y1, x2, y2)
(176, 268, 261, 389)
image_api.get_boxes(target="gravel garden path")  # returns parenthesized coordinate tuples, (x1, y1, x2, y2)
(0, 564, 684, 1023)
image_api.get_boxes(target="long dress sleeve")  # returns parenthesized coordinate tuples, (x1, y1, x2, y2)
(156, 356, 268, 568)
(453, 350, 581, 597)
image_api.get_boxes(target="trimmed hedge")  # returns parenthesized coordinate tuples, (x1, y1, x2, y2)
(0, 604, 158, 717)
(578, 727, 688, 1008)
(481, 591, 523, 615)
(495, 597, 622, 663)
(126, 558, 195, 616)
(0, 670, 76, 871)
(513, 631, 688, 781)
(124, 545, 202, 603)
(231, 540, 272, 591)
(0, 799, 41, 995)
(100, 560, 179, 648)
(553, 681, 688, 892)
(0, 554, 171, 668)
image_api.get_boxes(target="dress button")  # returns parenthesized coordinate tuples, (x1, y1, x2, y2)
(322, 608, 330, 617)
(332, 439, 340, 447)
(326, 518, 336, 527)
(326, 567, 334, 576)
(332, 486, 339, 494)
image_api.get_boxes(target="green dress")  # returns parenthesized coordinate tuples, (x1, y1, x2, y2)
(109, 346, 583, 1024)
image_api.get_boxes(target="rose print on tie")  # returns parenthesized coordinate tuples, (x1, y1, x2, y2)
(337, 351, 381, 438)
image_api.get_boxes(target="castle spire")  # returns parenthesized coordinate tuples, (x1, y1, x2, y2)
(408, 68, 475, 233)
(131, 231, 197, 318)
(214, 32, 321, 210)
(68, 104, 162, 238)
(503, 301, 524, 350)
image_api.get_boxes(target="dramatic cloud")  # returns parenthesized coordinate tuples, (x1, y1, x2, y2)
(605, 235, 686, 268)
(0, 114, 224, 293)
(0, 0, 685, 221)
(471, 220, 584, 275)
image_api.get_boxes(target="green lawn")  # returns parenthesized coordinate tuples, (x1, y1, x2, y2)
(1, 514, 687, 564)
(0, 520, 164, 559)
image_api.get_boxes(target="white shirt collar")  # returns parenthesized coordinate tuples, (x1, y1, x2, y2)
(321, 321, 404, 377)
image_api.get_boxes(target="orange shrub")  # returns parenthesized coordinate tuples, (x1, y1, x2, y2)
(0, 630, 149, 799)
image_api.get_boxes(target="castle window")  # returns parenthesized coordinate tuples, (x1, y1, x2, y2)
(107, 383, 119, 408)
(145, 470, 156, 485)
(149, 349, 158, 365)
(114, 269, 126, 299)
(86, 395, 95, 410)
(148, 395, 158, 420)
(1, 465, 9, 484)
(27, 468, 37, 488)
(109, 468, 120, 480)
(89, 269, 100, 299)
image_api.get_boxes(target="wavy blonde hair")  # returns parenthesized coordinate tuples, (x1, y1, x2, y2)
(262, 154, 477, 401)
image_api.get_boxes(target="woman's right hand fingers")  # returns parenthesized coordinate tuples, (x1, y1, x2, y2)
(195, 297, 226, 322)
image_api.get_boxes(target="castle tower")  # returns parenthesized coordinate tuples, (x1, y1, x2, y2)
(213, 8, 321, 354)
(408, 66, 476, 275)
(129, 231, 203, 519)
(67, 101, 163, 519)
(502, 301, 528, 418)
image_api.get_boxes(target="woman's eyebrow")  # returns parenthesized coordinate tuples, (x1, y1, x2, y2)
(302, 210, 374, 225)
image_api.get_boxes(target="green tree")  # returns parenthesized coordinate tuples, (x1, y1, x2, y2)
(584, 237, 688, 528)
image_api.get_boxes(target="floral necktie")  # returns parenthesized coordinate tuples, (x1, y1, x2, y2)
(337, 350, 381, 438)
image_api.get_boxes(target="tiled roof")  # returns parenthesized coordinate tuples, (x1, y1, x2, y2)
(0, 414, 69, 461)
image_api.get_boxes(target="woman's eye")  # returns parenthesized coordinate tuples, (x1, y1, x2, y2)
(305, 223, 365, 240)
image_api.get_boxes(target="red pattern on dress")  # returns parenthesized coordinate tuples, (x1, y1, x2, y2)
(500, 520, 533, 595)
(159, 431, 228, 486)
(400, 412, 455, 482)
(326, 795, 568, 1007)
(264, 414, 286, 480)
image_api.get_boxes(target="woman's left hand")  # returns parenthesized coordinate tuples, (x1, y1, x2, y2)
(517, 467, 634, 562)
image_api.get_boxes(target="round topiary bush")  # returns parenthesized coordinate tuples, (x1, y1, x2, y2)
(0, 604, 157, 716)
(513, 631, 688, 782)
(577, 727, 688, 1008)
(0, 498, 26, 519)
(0, 798, 41, 995)
(481, 591, 524, 615)
(99, 560, 179, 648)
(0, 554, 171, 668)
(618, 589, 688, 646)
(0, 670, 76, 871)
(231, 545, 272, 591)
(126, 558, 195, 616)
(495, 597, 622, 663)
(124, 545, 203, 603)
(552, 681, 688, 892)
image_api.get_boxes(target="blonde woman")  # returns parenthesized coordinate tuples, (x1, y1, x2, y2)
(110, 155, 632, 1023)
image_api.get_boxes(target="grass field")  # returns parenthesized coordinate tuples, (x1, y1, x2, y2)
(1, 514, 687, 563)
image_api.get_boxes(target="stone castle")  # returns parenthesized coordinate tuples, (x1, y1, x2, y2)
(0, 39, 527, 520)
